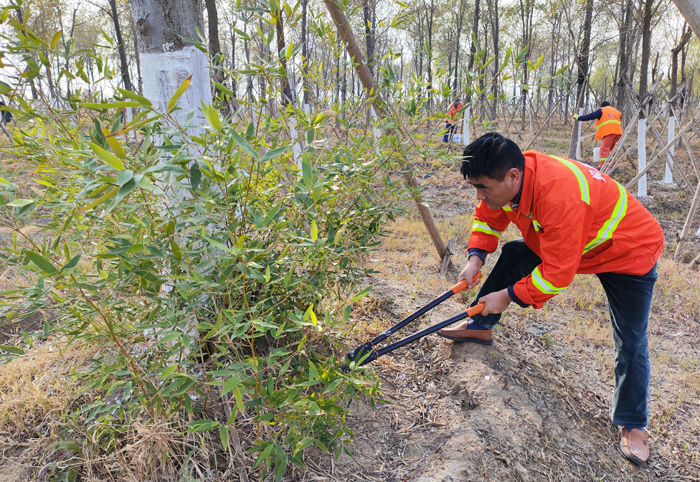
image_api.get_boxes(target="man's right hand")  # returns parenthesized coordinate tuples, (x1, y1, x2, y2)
(573, 114, 579, 121)
(459, 256, 484, 290)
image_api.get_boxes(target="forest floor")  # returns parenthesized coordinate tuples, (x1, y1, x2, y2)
(316, 134, 700, 481)
(1, 127, 700, 481)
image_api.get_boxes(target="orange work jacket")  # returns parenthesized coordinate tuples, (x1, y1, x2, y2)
(446, 102, 463, 124)
(595, 106, 622, 140)
(468, 151, 664, 309)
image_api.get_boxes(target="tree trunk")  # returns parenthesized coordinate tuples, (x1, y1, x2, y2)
(567, 0, 593, 159)
(615, 0, 633, 112)
(205, 0, 226, 101)
(487, 0, 499, 120)
(425, 0, 435, 108)
(453, 0, 467, 94)
(323, 0, 447, 261)
(301, 0, 310, 107)
(670, 25, 691, 108)
(129, 0, 211, 124)
(274, 5, 294, 105)
(638, 0, 656, 120)
(109, 0, 134, 92)
(362, 0, 376, 76)
(670, 0, 700, 38)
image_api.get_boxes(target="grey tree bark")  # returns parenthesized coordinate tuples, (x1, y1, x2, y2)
(129, 0, 211, 127)
(109, 0, 134, 92)
(567, 0, 593, 159)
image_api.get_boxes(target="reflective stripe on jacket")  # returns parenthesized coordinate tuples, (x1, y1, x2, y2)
(467, 151, 664, 309)
(595, 106, 622, 140)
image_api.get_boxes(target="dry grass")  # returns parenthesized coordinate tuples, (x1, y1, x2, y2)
(0, 341, 87, 438)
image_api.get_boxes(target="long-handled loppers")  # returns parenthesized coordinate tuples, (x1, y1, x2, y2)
(342, 275, 485, 372)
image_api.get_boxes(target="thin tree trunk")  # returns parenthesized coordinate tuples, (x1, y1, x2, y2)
(109, 0, 133, 91)
(323, 0, 447, 261)
(567, 0, 593, 159)
(274, 5, 294, 105)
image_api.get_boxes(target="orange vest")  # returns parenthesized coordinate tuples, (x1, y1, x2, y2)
(595, 106, 622, 140)
(446, 102, 463, 123)
(468, 151, 663, 309)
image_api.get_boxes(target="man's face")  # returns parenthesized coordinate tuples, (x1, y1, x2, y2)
(467, 168, 522, 210)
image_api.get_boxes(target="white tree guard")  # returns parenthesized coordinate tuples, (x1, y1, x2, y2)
(463, 106, 470, 145)
(638, 118, 647, 197)
(141, 47, 212, 129)
(665, 115, 675, 184)
(593, 147, 600, 167)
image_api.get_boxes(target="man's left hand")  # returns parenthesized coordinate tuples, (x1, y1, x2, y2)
(478, 289, 512, 316)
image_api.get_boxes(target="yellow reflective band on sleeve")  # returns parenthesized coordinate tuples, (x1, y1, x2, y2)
(583, 182, 628, 254)
(472, 220, 503, 238)
(549, 156, 591, 205)
(531, 266, 568, 295)
(596, 119, 622, 130)
(532, 220, 542, 232)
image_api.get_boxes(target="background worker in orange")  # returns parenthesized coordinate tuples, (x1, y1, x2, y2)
(443, 98, 463, 143)
(437, 133, 664, 466)
(575, 101, 623, 169)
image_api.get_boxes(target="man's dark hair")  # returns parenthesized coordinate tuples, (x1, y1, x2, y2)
(601, 101, 611, 107)
(461, 133, 525, 181)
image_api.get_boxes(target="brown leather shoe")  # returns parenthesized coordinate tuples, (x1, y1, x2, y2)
(437, 321, 493, 345)
(620, 427, 649, 465)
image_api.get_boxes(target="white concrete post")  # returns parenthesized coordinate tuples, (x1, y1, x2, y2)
(638, 118, 647, 197)
(370, 105, 381, 140)
(289, 119, 302, 172)
(463, 105, 470, 145)
(594, 147, 600, 167)
(665, 115, 675, 184)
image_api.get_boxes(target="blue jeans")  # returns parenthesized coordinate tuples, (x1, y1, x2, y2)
(470, 240, 657, 428)
(443, 121, 457, 142)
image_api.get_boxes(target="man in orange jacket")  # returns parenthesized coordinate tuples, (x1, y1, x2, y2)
(438, 133, 663, 465)
(575, 101, 623, 169)
(443, 98, 463, 143)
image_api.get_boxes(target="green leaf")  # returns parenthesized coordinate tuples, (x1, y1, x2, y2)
(233, 386, 245, 413)
(117, 88, 153, 107)
(310, 221, 318, 241)
(352, 285, 372, 302)
(221, 376, 240, 396)
(555, 64, 571, 76)
(203, 103, 221, 131)
(190, 164, 201, 192)
(7, 199, 34, 208)
(214, 81, 233, 96)
(0, 344, 24, 355)
(80, 101, 142, 110)
(22, 250, 57, 275)
(50, 30, 63, 50)
(232, 27, 251, 41)
(189, 419, 220, 432)
(231, 131, 259, 160)
(219, 425, 229, 451)
(253, 443, 275, 469)
(293, 437, 315, 456)
(89, 142, 125, 170)
(168, 75, 192, 112)
(261, 145, 291, 162)
(60, 254, 81, 274)
(301, 156, 313, 187)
